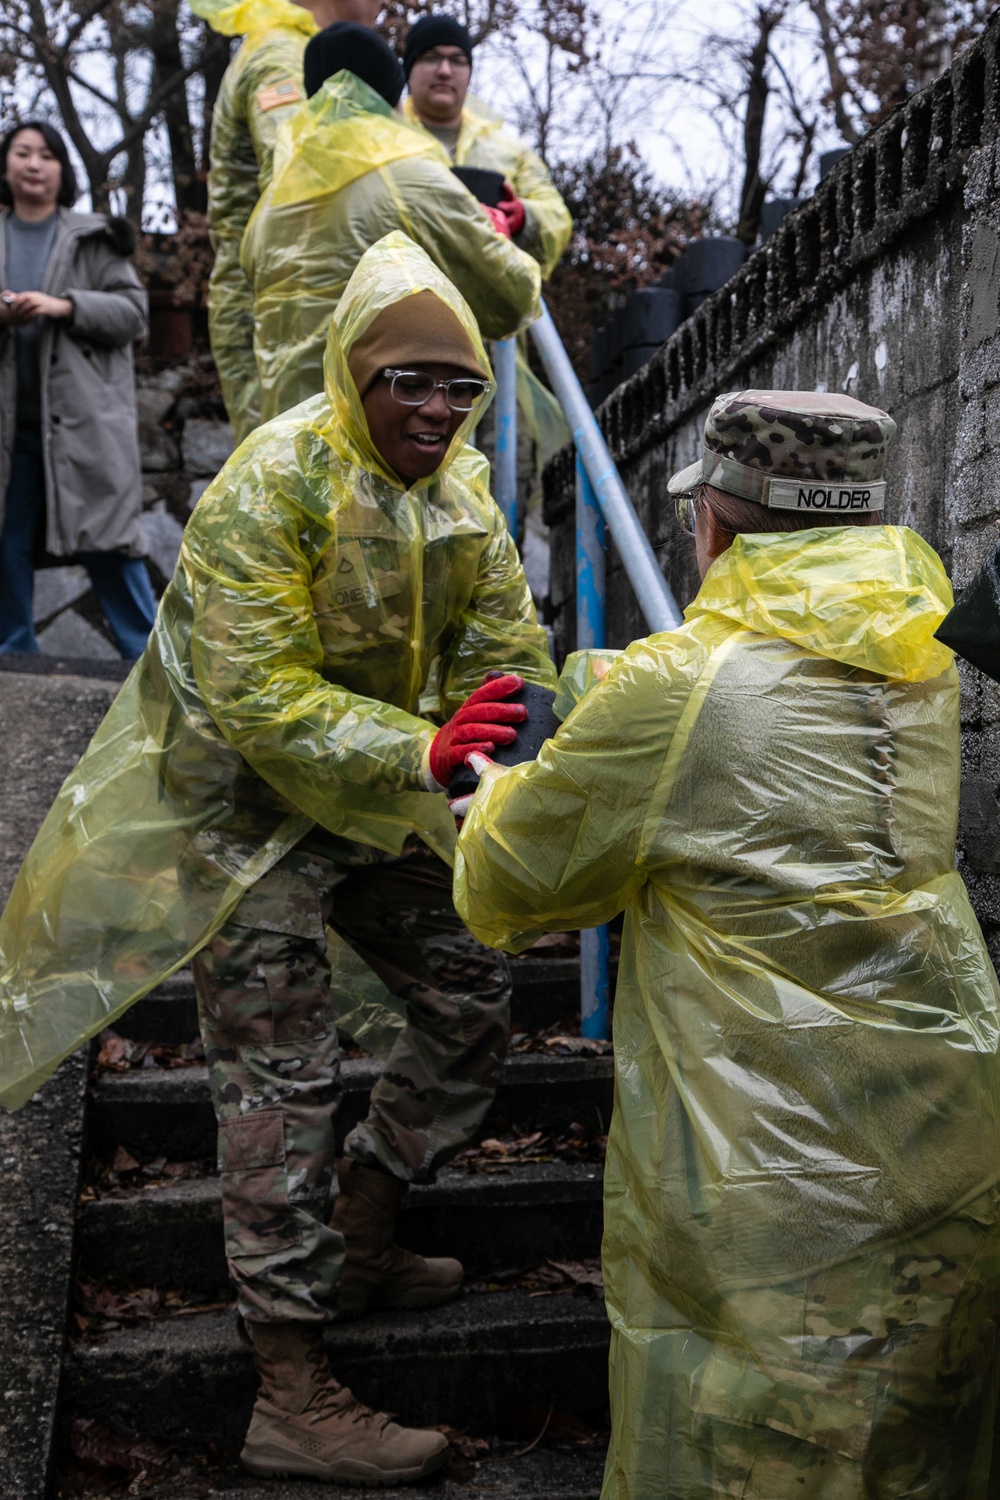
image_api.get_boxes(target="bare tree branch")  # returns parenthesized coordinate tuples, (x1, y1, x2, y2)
(736, 4, 786, 244)
(805, 0, 863, 144)
(61, 0, 118, 55)
(767, 43, 817, 194)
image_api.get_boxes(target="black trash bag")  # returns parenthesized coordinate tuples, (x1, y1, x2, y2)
(936, 543, 1000, 682)
(449, 682, 560, 799)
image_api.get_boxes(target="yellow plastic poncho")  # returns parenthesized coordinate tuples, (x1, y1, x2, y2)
(192, 0, 317, 443)
(242, 71, 542, 425)
(456, 526, 1000, 1497)
(0, 233, 554, 1112)
(405, 95, 572, 279)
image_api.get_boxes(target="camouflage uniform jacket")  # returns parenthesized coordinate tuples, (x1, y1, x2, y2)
(0, 233, 554, 1111)
(194, 0, 317, 442)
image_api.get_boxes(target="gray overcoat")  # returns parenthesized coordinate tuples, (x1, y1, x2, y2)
(0, 208, 148, 558)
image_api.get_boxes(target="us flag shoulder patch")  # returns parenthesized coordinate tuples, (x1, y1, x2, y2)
(256, 76, 302, 112)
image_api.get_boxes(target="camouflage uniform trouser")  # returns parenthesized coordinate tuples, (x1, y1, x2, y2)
(694, 1187, 1000, 1500)
(192, 835, 510, 1324)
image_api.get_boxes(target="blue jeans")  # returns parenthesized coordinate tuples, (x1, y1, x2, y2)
(0, 426, 157, 661)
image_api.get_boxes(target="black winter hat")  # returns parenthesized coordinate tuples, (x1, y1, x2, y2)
(402, 15, 474, 79)
(304, 22, 405, 104)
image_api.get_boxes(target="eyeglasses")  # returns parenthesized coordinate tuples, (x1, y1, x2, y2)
(674, 491, 698, 536)
(413, 49, 472, 72)
(383, 368, 489, 412)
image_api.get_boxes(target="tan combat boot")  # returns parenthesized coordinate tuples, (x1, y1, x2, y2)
(330, 1158, 464, 1317)
(240, 1320, 449, 1486)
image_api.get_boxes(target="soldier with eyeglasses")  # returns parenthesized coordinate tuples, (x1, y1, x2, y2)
(403, 14, 572, 279)
(0, 234, 555, 1486)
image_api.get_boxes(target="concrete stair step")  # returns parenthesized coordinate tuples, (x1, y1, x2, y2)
(87, 1054, 614, 1164)
(77, 1160, 605, 1298)
(113, 1441, 607, 1499)
(138, 1442, 605, 1498)
(63, 1293, 611, 1452)
(114, 958, 589, 1047)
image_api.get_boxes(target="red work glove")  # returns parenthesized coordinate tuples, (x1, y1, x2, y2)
(428, 673, 527, 789)
(497, 182, 526, 238)
(484, 204, 512, 238)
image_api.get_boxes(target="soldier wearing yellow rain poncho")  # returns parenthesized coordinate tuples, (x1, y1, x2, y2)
(241, 23, 542, 426)
(402, 14, 573, 478)
(0, 233, 555, 1487)
(190, 0, 379, 443)
(456, 390, 1000, 1498)
(402, 14, 571, 280)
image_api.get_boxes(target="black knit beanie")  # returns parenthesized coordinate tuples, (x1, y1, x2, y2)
(402, 15, 474, 79)
(304, 22, 405, 104)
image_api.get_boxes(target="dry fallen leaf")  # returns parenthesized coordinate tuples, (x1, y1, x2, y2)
(94, 1030, 204, 1075)
(70, 1418, 174, 1479)
(111, 1146, 140, 1174)
(542, 1034, 613, 1056)
(433, 1424, 491, 1461)
(450, 1122, 605, 1175)
(74, 1276, 234, 1334)
(548, 1258, 605, 1291)
(469, 1257, 603, 1300)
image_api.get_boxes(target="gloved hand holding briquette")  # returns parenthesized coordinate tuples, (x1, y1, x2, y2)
(496, 182, 526, 238)
(423, 672, 527, 791)
(484, 204, 512, 238)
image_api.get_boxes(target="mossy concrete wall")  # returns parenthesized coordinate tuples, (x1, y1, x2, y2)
(544, 11, 1000, 958)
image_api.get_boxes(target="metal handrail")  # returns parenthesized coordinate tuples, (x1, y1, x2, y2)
(575, 455, 610, 1040)
(491, 303, 682, 1038)
(529, 301, 683, 634)
(492, 338, 519, 536)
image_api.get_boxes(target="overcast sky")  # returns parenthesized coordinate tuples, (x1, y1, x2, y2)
(472, 0, 849, 223)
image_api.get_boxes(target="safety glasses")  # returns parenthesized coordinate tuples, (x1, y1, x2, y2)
(383, 369, 489, 412)
(674, 490, 698, 537)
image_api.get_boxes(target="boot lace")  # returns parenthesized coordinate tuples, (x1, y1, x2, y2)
(380, 1242, 425, 1275)
(303, 1339, 391, 1430)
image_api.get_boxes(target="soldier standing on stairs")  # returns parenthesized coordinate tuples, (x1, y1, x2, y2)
(190, 0, 380, 445)
(402, 13, 573, 532)
(402, 14, 572, 280)
(0, 235, 555, 1487)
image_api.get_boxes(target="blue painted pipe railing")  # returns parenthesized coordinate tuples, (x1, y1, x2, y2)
(490, 307, 682, 1038)
(493, 338, 518, 537)
(530, 303, 682, 636)
(575, 456, 610, 1040)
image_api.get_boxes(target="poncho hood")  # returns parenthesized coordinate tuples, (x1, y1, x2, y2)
(189, 0, 316, 38)
(318, 230, 495, 488)
(268, 70, 446, 209)
(686, 525, 955, 683)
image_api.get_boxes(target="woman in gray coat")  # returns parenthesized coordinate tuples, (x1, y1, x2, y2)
(0, 120, 156, 659)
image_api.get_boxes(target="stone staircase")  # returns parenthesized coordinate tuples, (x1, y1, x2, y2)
(59, 956, 614, 1497)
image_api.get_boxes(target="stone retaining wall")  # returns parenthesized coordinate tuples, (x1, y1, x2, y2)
(37, 357, 234, 659)
(542, 9, 1000, 954)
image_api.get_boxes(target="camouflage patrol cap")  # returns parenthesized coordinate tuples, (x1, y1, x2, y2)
(667, 389, 895, 516)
